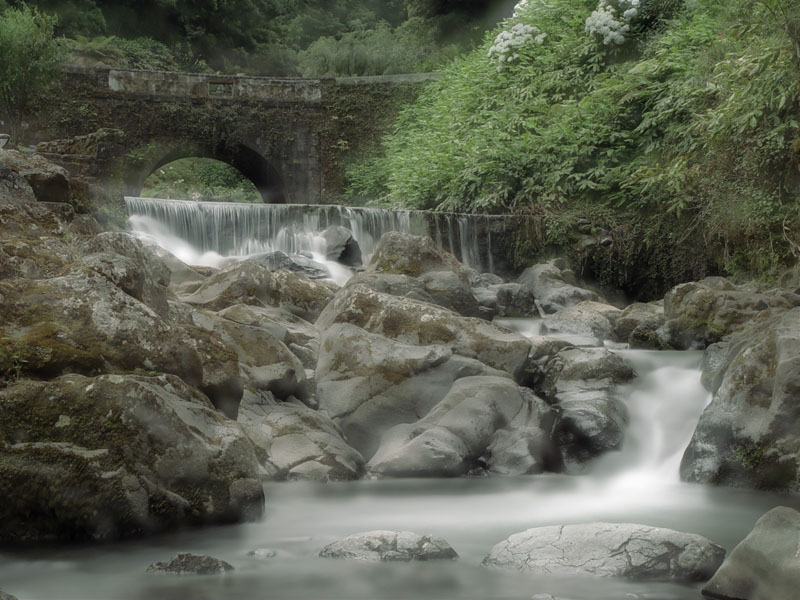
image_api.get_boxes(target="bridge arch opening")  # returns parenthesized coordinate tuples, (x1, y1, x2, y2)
(142, 158, 261, 203)
(125, 141, 287, 204)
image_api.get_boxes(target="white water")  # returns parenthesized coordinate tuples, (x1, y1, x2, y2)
(125, 197, 501, 278)
(3, 345, 798, 600)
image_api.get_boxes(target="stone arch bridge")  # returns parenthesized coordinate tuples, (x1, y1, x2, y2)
(25, 66, 436, 204)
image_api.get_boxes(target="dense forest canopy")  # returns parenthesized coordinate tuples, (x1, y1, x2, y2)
(1, 0, 514, 74)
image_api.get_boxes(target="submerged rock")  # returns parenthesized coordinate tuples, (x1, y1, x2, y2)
(483, 523, 725, 582)
(319, 530, 458, 561)
(681, 307, 800, 492)
(702, 506, 800, 600)
(147, 553, 234, 575)
(0, 374, 263, 543)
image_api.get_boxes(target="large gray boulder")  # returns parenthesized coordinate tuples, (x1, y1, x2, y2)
(316, 323, 509, 458)
(702, 506, 800, 600)
(0, 149, 70, 204)
(367, 231, 469, 283)
(238, 389, 365, 481)
(0, 374, 264, 542)
(367, 376, 556, 477)
(347, 271, 485, 319)
(322, 226, 362, 267)
(0, 273, 203, 388)
(316, 284, 531, 380)
(483, 523, 725, 582)
(319, 530, 458, 561)
(681, 307, 800, 491)
(535, 347, 635, 470)
(80, 231, 172, 318)
(540, 301, 620, 345)
(663, 277, 799, 349)
(614, 301, 667, 348)
(518, 262, 600, 315)
(248, 250, 330, 279)
(181, 260, 335, 321)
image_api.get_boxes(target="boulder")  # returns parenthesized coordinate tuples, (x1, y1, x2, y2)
(483, 523, 725, 582)
(249, 250, 330, 280)
(316, 284, 531, 380)
(680, 308, 800, 492)
(0, 150, 70, 204)
(367, 232, 468, 284)
(147, 553, 233, 575)
(0, 589, 18, 600)
(80, 231, 171, 318)
(537, 347, 635, 470)
(490, 282, 538, 317)
(180, 307, 312, 404)
(316, 323, 510, 458)
(347, 271, 485, 318)
(540, 301, 620, 344)
(466, 269, 503, 288)
(322, 226, 362, 267)
(238, 389, 365, 481)
(0, 273, 203, 388)
(0, 374, 264, 542)
(615, 302, 666, 346)
(518, 262, 601, 315)
(367, 377, 556, 478)
(702, 506, 800, 600)
(663, 277, 798, 349)
(181, 260, 335, 321)
(319, 530, 457, 561)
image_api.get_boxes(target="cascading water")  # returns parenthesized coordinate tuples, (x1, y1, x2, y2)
(124, 197, 502, 278)
(4, 322, 798, 600)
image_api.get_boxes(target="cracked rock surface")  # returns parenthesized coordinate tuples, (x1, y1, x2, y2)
(147, 553, 233, 575)
(319, 530, 458, 561)
(482, 522, 724, 582)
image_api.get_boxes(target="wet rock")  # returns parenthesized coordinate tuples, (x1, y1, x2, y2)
(680, 308, 800, 492)
(348, 271, 485, 319)
(663, 277, 796, 349)
(181, 260, 336, 321)
(249, 250, 330, 279)
(538, 347, 635, 471)
(147, 553, 234, 575)
(0, 150, 70, 204)
(248, 548, 278, 559)
(483, 523, 725, 582)
(702, 506, 800, 600)
(0, 374, 264, 543)
(490, 282, 538, 317)
(541, 301, 620, 344)
(322, 226, 362, 267)
(615, 302, 666, 346)
(518, 262, 601, 315)
(80, 231, 171, 318)
(0, 589, 18, 600)
(316, 322, 510, 458)
(238, 389, 365, 481)
(319, 530, 458, 561)
(367, 376, 556, 478)
(368, 232, 469, 284)
(316, 284, 531, 380)
(465, 268, 503, 288)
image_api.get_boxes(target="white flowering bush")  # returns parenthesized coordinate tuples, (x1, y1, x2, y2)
(488, 23, 547, 70)
(585, 0, 641, 46)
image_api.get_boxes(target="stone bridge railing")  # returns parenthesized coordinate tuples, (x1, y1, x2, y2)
(63, 65, 440, 104)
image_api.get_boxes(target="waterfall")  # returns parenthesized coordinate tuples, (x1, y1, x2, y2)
(125, 197, 501, 274)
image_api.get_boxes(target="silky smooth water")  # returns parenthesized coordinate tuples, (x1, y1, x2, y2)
(3, 349, 799, 600)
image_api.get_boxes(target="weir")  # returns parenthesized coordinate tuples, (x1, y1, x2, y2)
(125, 196, 506, 273)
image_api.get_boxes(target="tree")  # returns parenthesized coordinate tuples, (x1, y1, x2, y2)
(0, 4, 62, 145)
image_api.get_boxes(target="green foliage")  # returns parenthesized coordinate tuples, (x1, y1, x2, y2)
(0, 4, 63, 144)
(350, 0, 800, 280)
(141, 158, 261, 203)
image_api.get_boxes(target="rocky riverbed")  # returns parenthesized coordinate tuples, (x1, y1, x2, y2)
(1, 149, 800, 599)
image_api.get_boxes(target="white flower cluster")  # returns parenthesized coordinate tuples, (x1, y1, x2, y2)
(585, 0, 641, 46)
(488, 23, 546, 70)
(512, 0, 530, 17)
